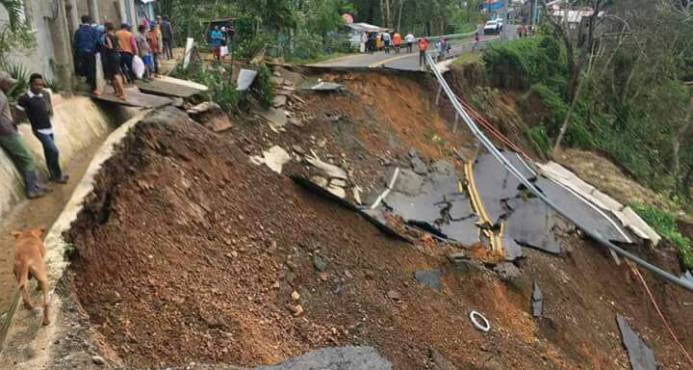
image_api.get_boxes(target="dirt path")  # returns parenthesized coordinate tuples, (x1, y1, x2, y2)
(0, 140, 105, 344)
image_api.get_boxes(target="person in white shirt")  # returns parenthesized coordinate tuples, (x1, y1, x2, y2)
(405, 32, 415, 53)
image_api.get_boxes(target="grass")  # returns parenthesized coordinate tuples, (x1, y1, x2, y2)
(452, 52, 482, 66)
(632, 204, 692, 270)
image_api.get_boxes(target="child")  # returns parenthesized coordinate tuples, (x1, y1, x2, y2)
(16, 73, 69, 184)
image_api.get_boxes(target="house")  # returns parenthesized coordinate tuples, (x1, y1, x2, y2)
(0, 0, 157, 91)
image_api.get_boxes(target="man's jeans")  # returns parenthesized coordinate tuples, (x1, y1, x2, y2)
(33, 131, 62, 180)
(0, 133, 40, 195)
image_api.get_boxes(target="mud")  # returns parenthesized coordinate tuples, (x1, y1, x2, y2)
(62, 104, 693, 369)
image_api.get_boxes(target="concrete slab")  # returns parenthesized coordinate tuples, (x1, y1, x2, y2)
(135, 76, 207, 98)
(93, 86, 171, 108)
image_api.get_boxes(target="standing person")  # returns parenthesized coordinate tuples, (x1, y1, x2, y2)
(473, 31, 480, 51)
(116, 23, 138, 82)
(360, 32, 367, 53)
(435, 37, 446, 62)
(135, 25, 153, 80)
(367, 32, 376, 53)
(382, 31, 391, 54)
(405, 32, 415, 53)
(16, 74, 68, 184)
(418, 36, 429, 67)
(147, 24, 161, 75)
(73, 15, 100, 95)
(0, 72, 47, 199)
(210, 26, 223, 61)
(160, 16, 174, 60)
(103, 22, 127, 100)
(392, 31, 402, 54)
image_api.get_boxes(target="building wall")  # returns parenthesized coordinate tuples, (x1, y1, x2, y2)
(0, 0, 60, 83)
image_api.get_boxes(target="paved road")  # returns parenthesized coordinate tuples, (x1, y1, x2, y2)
(310, 25, 518, 71)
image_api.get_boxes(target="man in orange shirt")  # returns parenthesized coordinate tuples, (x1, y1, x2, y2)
(418, 37, 429, 67)
(116, 23, 138, 82)
(393, 31, 402, 54)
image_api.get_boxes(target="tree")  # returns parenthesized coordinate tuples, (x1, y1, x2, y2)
(0, 0, 35, 66)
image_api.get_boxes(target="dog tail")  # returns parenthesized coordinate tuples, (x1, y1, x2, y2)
(16, 262, 29, 290)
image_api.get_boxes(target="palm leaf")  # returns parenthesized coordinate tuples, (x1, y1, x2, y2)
(0, 0, 25, 31)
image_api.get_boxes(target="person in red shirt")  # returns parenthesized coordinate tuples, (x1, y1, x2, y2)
(392, 32, 402, 54)
(418, 37, 429, 67)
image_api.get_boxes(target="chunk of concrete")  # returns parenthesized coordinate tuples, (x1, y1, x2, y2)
(272, 95, 287, 108)
(251, 146, 291, 174)
(237, 69, 258, 91)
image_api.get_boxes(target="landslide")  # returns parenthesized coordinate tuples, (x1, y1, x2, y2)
(64, 68, 693, 370)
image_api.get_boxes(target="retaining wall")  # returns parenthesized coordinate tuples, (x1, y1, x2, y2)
(0, 95, 122, 219)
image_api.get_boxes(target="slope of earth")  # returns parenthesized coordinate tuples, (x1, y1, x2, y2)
(63, 107, 693, 370)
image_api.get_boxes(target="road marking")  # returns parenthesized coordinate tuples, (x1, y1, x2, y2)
(367, 52, 417, 68)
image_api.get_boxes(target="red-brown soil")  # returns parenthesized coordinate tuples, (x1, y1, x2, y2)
(65, 106, 692, 370)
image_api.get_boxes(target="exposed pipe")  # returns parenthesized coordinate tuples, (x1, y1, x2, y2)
(425, 54, 693, 293)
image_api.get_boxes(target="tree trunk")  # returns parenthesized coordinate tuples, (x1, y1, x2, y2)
(397, 0, 404, 31)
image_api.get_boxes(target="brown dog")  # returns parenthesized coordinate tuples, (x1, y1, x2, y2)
(12, 228, 50, 325)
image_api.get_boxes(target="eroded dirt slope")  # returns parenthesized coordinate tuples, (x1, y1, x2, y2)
(65, 107, 692, 370)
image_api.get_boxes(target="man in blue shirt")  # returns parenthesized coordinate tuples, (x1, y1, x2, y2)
(210, 26, 223, 61)
(73, 15, 100, 95)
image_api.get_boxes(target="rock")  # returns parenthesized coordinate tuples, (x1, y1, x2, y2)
(289, 118, 304, 127)
(330, 179, 347, 188)
(386, 290, 401, 301)
(286, 304, 304, 317)
(272, 95, 288, 108)
(291, 291, 301, 301)
(187, 102, 233, 133)
(414, 270, 442, 292)
(411, 155, 428, 175)
(91, 355, 105, 365)
(319, 272, 329, 281)
(292, 145, 306, 155)
(493, 262, 521, 280)
(313, 255, 328, 272)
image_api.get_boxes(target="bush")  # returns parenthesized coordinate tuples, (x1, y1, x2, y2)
(482, 36, 565, 90)
(174, 64, 241, 113)
(253, 64, 274, 109)
(632, 204, 693, 270)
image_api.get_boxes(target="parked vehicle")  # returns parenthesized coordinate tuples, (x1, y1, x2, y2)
(483, 20, 501, 35)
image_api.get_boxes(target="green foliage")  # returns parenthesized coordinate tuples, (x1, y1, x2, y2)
(632, 204, 692, 269)
(253, 64, 274, 109)
(483, 36, 565, 90)
(524, 126, 551, 157)
(0, 0, 36, 67)
(5, 63, 28, 99)
(174, 64, 241, 113)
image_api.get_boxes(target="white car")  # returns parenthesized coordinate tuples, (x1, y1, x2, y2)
(483, 20, 501, 35)
(494, 17, 504, 29)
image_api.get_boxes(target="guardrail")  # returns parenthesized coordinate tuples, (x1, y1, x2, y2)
(425, 52, 693, 292)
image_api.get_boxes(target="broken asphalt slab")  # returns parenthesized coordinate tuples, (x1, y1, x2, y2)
(171, 346, 392, 370)
(471, 151, 633, 256)
(237, 69, 258, 91)
(376, 161, 481, 246)
(616, 315, 657, 370)
(93, 86, 172, 108)
(531, 280, 543, 318)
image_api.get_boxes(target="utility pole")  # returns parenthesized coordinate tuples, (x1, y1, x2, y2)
(48, 0, 74, 93)
(88, 0, 100, 22)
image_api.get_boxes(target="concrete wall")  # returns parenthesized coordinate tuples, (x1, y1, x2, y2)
(0, 96, 121, 219)
(0, 1, 59, 83)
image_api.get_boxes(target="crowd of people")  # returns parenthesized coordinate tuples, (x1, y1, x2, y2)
(0, 14, 176, 201)
(74, 14, 175, 100)
(209, 25, 235, 61)
(361, 31, 451, 66)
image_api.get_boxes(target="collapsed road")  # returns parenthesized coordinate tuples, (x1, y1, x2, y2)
(1, 62, 691, 370)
